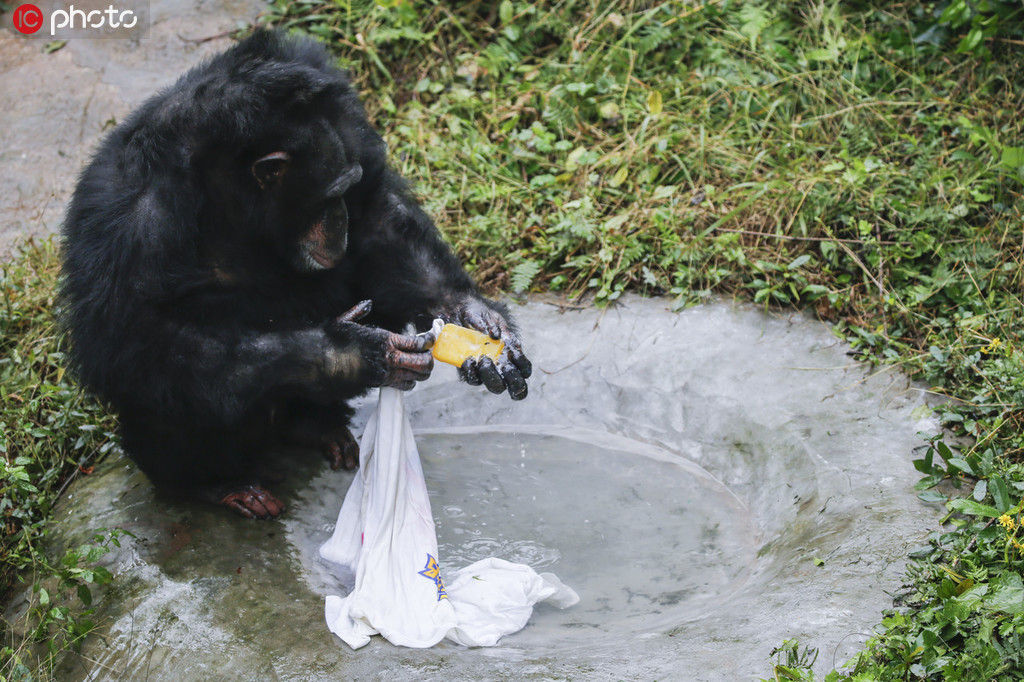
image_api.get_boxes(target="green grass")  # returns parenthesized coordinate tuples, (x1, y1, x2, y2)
(0, 239, 120, 676)
(0, 239, 118, 583)
(1, 0, 1023, 678)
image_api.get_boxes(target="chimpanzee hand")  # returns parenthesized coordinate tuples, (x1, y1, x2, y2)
(442, 297, 532, 401)
(330, 300, 437, 391)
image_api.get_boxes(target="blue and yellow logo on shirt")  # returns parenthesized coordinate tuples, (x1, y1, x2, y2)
(418, 554, 448, 601)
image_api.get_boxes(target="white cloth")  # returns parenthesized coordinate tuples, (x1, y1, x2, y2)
(320, 388, 578, 650)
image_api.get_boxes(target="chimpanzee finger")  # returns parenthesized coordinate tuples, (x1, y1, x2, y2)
(389, 329, 437, 353)
(476, 356, 506, 394)
(501, 364, 529, 401)
(417, 327, 439, 349)
(386, 348, 434, 377)
(508, 347, 533, 379)
(337, 299, 373, 324)
(484, 315, 504, 340)
(384, 362, 430, 390)
(460, 307, 503, 340)
(459, 357, 483, 386)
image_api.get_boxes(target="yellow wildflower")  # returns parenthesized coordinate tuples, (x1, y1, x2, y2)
(999, 514, 1016, 531)
(982, 338, 1003, 354)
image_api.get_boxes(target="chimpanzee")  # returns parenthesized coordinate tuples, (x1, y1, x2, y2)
(60, 30, 531, 519)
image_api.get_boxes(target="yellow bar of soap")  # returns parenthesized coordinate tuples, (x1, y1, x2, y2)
(432, 323, 504, 366)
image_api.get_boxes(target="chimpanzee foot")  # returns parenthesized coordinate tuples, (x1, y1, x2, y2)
(323, 426, 359, 471)
(219, 485, 285, 519)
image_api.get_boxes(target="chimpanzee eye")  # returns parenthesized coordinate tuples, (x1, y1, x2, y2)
(252, 151, 291, 189)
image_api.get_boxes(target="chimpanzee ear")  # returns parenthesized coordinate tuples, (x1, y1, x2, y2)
(252, 151, 291, 190)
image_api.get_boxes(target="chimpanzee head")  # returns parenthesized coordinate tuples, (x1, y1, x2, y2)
(181, 30, 386, 274)
(247, 115, 366, 273)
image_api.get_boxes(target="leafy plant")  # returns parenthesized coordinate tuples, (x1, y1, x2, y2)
(762, 639, 826, 682)
(1, 239, 120, 677)
(920, 0, 1024, 58)
(29, 529, 130, 654)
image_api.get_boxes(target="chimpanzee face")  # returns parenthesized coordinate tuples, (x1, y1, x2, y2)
(250, 115, 363, 273)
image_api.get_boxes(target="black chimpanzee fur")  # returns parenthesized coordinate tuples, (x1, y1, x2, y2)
(60, 30, 531, 519)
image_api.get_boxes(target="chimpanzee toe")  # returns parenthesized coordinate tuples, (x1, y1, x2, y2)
(219, 485, 285, 520)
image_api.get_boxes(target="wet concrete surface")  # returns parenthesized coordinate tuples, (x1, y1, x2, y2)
(4, 296, 943, 680)
(0, 0, 264, 255)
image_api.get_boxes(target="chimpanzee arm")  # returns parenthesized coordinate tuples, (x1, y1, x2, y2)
(346, 172, 531, 400)
(104, 300, 435, 426)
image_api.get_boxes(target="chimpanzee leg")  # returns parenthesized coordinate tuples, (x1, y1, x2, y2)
(277, 401, 359, 471)
(119, 413, 285, 519)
